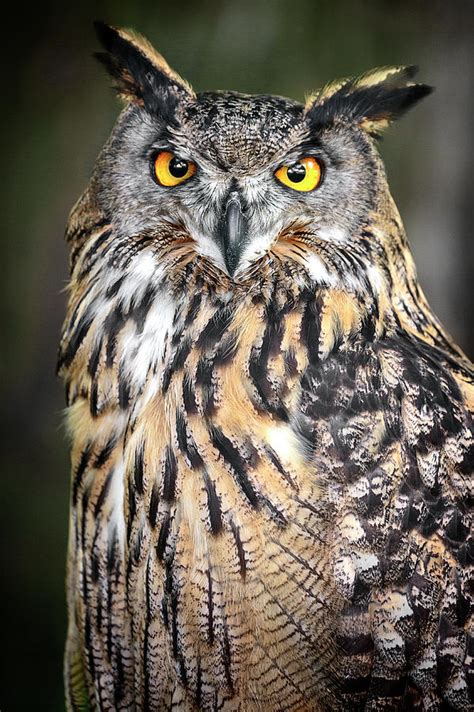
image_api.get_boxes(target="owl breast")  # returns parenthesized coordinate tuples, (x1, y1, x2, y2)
(63, 242, 472, 711)
(64, 249, 378, 711)
(114, 281, 342, 710)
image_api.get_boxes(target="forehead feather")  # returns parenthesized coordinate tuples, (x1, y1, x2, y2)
(182, 91, 305, 170)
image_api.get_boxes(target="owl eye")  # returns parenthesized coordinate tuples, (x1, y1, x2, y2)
(275, 156, 322, 192)
(153, 151, 196, 187)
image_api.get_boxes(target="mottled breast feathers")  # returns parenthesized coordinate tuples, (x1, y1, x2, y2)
(60, 208, 473, 710)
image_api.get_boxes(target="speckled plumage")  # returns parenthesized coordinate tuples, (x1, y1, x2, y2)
(59, 24, 473, 711)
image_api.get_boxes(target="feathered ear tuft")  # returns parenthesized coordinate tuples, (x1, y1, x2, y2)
(94, 22, 195, 120)
(305, 66, 433, 137)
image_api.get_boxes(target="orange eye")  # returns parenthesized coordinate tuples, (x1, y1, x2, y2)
(275, 156, 322, 192)
(153, 151, 196, 187)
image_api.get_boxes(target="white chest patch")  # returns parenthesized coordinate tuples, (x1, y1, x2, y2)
(305, 253, 339, 286)
(123, 293, 176, 392)
(265, 423, 302, 465)
(113, 251, 177, 392)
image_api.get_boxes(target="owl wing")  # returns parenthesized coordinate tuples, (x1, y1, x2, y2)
(296, 327, 473, 709)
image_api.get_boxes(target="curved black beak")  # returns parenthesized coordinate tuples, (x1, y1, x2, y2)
(219, 191, 247, 277)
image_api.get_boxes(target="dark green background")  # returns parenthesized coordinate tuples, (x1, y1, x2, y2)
(2, 1, 473, 709)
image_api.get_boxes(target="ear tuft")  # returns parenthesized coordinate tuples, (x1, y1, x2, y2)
(94, 22, 195, 119)
(305, 66, 433, 137)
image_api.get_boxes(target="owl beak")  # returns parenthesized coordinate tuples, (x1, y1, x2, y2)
(220, 191, 247, 277)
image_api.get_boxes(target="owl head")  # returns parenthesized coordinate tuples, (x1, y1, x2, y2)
(85, 22, 432, 295)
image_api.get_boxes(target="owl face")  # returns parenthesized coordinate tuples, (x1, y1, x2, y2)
(92, 24, 431, 290)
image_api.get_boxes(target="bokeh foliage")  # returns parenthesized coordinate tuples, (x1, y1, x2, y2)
(2, 1, 473, 709)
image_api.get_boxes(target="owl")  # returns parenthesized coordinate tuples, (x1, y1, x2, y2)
(58, 22, 473, 711)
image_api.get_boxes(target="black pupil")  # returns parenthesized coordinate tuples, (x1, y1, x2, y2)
(169, 157, 189, 178)
(287, 163, 306, 183)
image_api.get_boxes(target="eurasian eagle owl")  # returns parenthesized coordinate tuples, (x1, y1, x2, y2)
(59, 23, 473, 711)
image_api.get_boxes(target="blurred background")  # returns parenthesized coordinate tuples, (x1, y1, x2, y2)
(2, 0, 473, 709)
